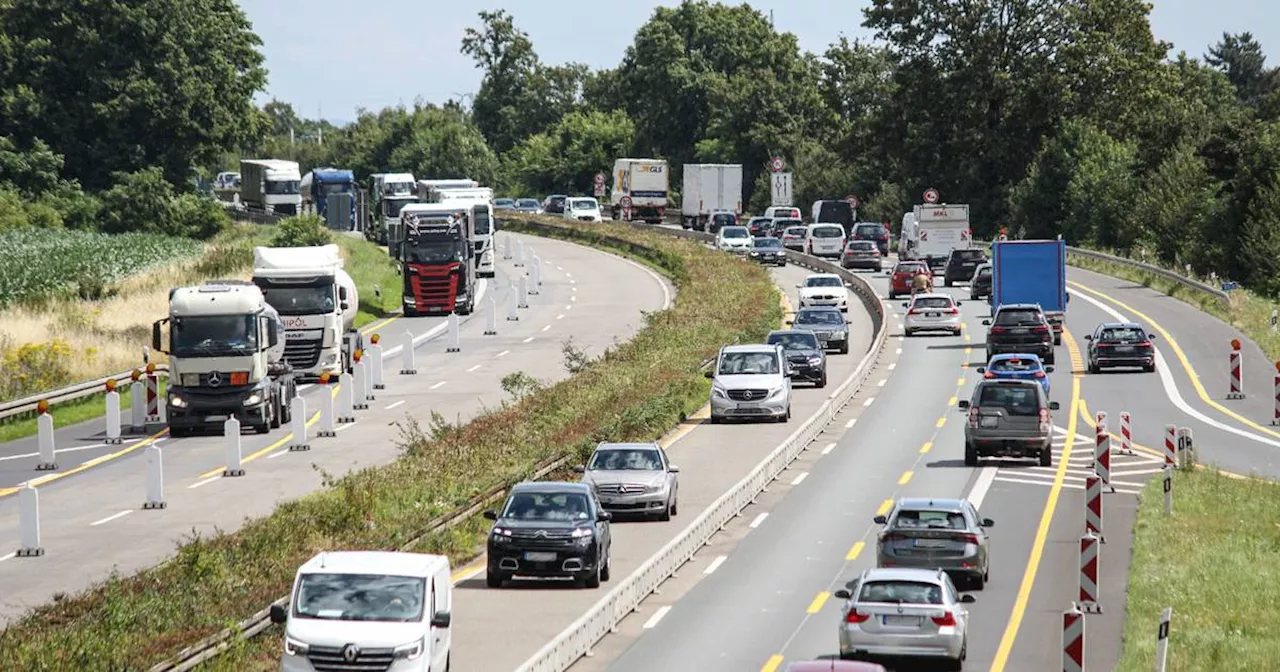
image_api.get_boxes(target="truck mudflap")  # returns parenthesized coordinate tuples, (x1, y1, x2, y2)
(1046, 312, 1065, 345)
(404, 261, 462, 314)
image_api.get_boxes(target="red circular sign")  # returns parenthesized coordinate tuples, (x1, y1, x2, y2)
(620, 196, 632, 207)
(923, 188, 940, 204)
(844, 195, 860, 208)
(594, 173, 605, 185)
(770, 157, 786, 172)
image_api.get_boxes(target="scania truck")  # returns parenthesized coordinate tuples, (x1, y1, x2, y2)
(432, 188, 496, 278)
(240, 159, 302, 216)
(251, 244, 361, 379)
(398, 204, 476, 316)
(152, 282, 298, 437)
(368, 172, 417, 245)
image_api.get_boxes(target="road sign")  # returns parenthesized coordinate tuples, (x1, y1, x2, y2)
(594, 183, 606, 197)
(770, 157, 786, 173)
(594, 172, 605, 186)
(771, 172, 793, 206)
(844, 194, 860, 209)
(619, 196, 632, 208)
(923, 187, 940, 204)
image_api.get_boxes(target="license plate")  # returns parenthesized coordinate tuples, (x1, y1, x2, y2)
(1115, 346, 1134, 353)
(926, 312, 941, 318)
(1011, 328, 1028, 334)
(205, 415, 228, 422)
(882, 615, 920, 626)
(980, 416, 1000, 428)
(524, 552, 556, 562)
(914, 538, 947, 548)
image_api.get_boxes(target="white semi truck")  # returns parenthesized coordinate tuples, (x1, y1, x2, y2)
(368, 172, 417, 245)
(681, 164, 743, 230)
(239, 159, 302, 216)
(433, 188, 496, 277)
(612, 158, 670, 223)
(251, 244, 361, 380)
(152, 282, 298, 437)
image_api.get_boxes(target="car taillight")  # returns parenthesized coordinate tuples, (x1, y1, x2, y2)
(932, 611, 957, 627)
(908, 309, 922, 315)
(1137, 341, 1152, 347)
(967, 407, 980, 427)
(1039, 408, 1050, 423)
(953, 533, 980, 544)
(1033, 371, 1045, 378)
(880, 531, 909, 542)
(846, 609, 871, 624)
(1033, 325, 1050, 333)
(990, 326, 1008, 333)
(944, 308, 959, 315)
(983, 372, 994, 379)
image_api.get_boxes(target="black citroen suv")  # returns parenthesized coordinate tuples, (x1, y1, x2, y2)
(484, 481, 613, 589)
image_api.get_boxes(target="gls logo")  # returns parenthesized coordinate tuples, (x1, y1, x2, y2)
(636, 165, 664, 173)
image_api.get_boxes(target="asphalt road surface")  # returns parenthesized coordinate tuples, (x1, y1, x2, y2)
(0, 232, 670, 624)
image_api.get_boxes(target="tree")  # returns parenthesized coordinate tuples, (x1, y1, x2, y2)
(1131, 142, 1224, 268)
(0, 0, 267, 190)
(503, 110, 635, 195)
(1206, 32, 1280, 106)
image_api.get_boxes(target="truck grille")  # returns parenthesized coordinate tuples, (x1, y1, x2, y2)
(284, 339, 322, 368)
(305, 645, 394, 672)
(405, 263, 461, 309)
(727, 389, 770, 402)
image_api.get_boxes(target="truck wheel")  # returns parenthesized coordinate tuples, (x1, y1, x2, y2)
(269, 396, 282, 429)
(170, 426, 190, 438)
(255, 409, 270, 434)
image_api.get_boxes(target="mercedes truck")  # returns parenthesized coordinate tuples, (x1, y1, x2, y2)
(251, 244, 361, 380)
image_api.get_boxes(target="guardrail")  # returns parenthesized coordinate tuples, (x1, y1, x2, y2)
(0, 365, 170, 423)
(514, 234, 890, 672)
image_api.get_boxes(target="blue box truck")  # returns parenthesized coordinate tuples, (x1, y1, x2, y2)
(990, 240, 1068, 345)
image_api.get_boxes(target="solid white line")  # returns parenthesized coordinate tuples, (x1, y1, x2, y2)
(888, 362, 897, 370)
(385, 400, 406, 410)
(966, 466, 999, 510)
(542, 325, 550, 332)
(430, 381, 448, 390)
(556, 314, 565, 320)
(569, 279, 576, 284)
(188, 475, 221, 489)
(334, 422, 355, 433)
(642, 606, 672, 629)
(466, 365, 481, 373)
(381, 280, 488, 359)
(703, 555, 728, 575)
(497, 350, 510, 357)
(749, 513, 769, 528)
(791, 472, 809, 486)
(0, 551, 15, 563)
(863, 397, 875, 407)
(877, 379, 887, 387)
(822, 442, 837, 455)
(845, 418, 857, 429)
(522, 337, 535, 343)
(90, 510, 133, 526)
(0, 442, 110, 462)
(565, 272, 573, 278)
(267, 449, 288, 459)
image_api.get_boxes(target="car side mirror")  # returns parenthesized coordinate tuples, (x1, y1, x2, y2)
(873, 515, 887, 525)
(339, 286, 348, 301)
(572, 464, 586, 473)
(785, 320, 793, 326)
(981, 319, 991, 326)
(430, 610, 452, 628)
(981, 518, 995, 528)
(958, 400, 970, 410)
(669, 465, 680, 473)
(955, 300, 962, 306)
(598, 511, 613, 522)
(704, 369, 715, 379)
(340, 301, 350, 311)
(960, 594, 976, 603)
(482, 510, 498, 521)
(269, 604, 288, 624)
(834, 589, 852, 600)
(1148, 333, 1157, 339)
(1044, 366, 1055, 373)
(795, 283, 802, 288)
(1049, 401, 1061, 411)
(845, 320, 851, 324)
(1084, 334, 1092, 340)
(975, 367, 985, 374)
(901, 302, 909, 308)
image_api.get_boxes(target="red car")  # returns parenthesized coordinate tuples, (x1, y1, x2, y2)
(888, 261, 931, 299)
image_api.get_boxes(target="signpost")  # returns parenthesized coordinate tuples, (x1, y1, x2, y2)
(770, 156, 786, 173)
(593, 172, 606, 198)
(771, 172, 793, 207)
(620, 195, 632, 222)
(923, 187, 940, 204)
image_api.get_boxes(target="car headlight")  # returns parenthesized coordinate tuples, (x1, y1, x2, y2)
(284, 636, 309, 656)
(711, 385, 727, 399)
(243, 392, 262, 406)
(572, 527, 593, 538)
(749, 252, 759, 257)
(768, 387, 785, 399)
(393, 637, 425, 660)
(808, 356, 823, 365)
(168, 395, 186, 408)
(491, 526, 513, 541)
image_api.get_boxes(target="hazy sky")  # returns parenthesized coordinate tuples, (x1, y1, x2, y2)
(236, 1, 1279, 124)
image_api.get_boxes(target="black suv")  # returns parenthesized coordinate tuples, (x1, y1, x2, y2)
(852, 222, 890, 255)
(543, 194, 568, 214)
(970, 263, 992, 300)
(1086, 322, 1157, 373)
(484, 482, 613, 589)
(983, 303, 1055, 365)
(767, 329, 828, 387)
(943, 249, 988, 286)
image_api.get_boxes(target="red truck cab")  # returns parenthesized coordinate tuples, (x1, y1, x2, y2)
(400, 206, 476, 316)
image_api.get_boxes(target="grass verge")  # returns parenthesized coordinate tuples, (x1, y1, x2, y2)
(0, 218, 781, 669)
(1119, 467, 1280, 670)
(0, 379, 168, 444)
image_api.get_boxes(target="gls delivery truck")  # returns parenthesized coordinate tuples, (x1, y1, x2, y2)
(990, 239, 1069, 345)
(611, 158, 669, 223)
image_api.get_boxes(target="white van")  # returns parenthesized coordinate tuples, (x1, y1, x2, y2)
(271, 551, 453, 672)
(804, 223, 847, 259)
(764, 205, 802, 221)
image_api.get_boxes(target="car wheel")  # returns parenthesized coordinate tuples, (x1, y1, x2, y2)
(1045, 352, 1056, 366)
(953, 328, 962, 336)
(601, 548, 612, 581)
(486, 571, 505, 589)
(1039, 448, 1053, 467)
(1089, 361, 1100, 374)
(970, 574, 985, 591)
(170, 426, 190, 438)
(839, 341, 850, 354)
(945, 645, 965, 671)
(658, 499, 671, 522)
(709, 414, 722, 425)
(945, 278, 953, 287)
(585, 553, 602, 588)
(964, 442, 978, 467)
(269, 396, 282, 429)
(817, 373, 827, 388)
(1054, 334, 1062, 346)
(905, 328, 914, 337)
(671, 497, 678, 516)
(784, 405, 791, 422)
(1144, 363, 1156, 373)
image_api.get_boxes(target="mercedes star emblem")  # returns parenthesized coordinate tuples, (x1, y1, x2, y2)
(207, 371, 222, 387)
(342, 644, 360, 662)
(742, 390, 755, 400)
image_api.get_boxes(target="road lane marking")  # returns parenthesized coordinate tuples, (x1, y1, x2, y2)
(947, 396, 957, 406)
(188, 475, 220, 489)
(965, 347, 972, 355)
(822, 442, 836, 455)
(791, 472, 809, 486)
(497, 350, 510, 357)
(0, 442, 110, 462)
(704, 555, 727, 575)
(556, 314, 565, 320)
(887, 362, 896, 370)
(466, 364, 482, 372)
(0, 551, 15, 563)
(956, 377, 965, 385)
(895, 347, 903, 355)
(805, 592, 831, 614)
(920, 441, 932, 454)
(898, 471, 913, 485)
(964, 332, 971, 341)
(749, 513, 769, 528)
(541, 325, 550, 332)
(863, 397, 875, 407)
(967, 466, 999, 510)
(0, 427, 170, 499)
(430, 381, 448, 390)
(991, 328, 1083, 671)
(385, 400, 406, 410)
(844, 418, 857, 428)
(877, 378, 887, 387)
(761, 655, 784, 672)
(875, 499, 893, 516)
(90, 510, 133, 526)
(197, 407, 325, 478)
(522, 337, 535, 343)
(642, 605, 672, 629)
(936, 417, 946, 428)
(846, 541, 865, 561)
(267, 449, 288, 459)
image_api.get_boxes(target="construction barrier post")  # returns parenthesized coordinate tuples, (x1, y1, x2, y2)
(518, 275, 529, 309)
(352, 358, 369, 410)
(145, 373, 163, 424)
(143, 445, 166, 509)
(1163, 465, 1173, 515)
(1063, 603, 1084, 672)
(1273, 365, 1280, 425)
(1085, 475, 1105, 542)
(515, 239, 525, 267)
(502, 235, 511, 260)
(130, 370, 145, 432)
(447, 312, 461, 352)
(400, 330, 418, 374)
(485, 293, 498, 335)
(17, 485, 42, 557)
(35, 405, 56, 471)
(1079, 532, 1101, 613)
(1094, 412, 1112, 491)
(362, 357, 374, 403)
(337, 374, 356, 423)
(223, 417, 244, 477)
(105, 390, 122, 444)
(287, 395, 309, 451)
(530, 256, 541, 293)
(1228, 339, 1244, 399)
(370, 341, 385, 390)
(1118, 411, 1133, 455)
(507, 283, 520, 321)
(1155, 607, 1172, 672)
(317, 374, 337, 436)
(1163, 424, 1177, 467)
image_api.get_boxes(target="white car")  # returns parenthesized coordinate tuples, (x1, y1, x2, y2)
(834, 567, 972, 667)
(797, 273, 849, 312)
(715, 225, 753, 254)
(903, 293, 962, 336)
(804, 223, 846, 258)
(563, 197, 603, 222)
(705, 343, 792, 423)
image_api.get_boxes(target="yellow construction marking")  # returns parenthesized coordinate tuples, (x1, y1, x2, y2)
(875, 499, 893, 516)
(963, 332, 971, 342)
(198, 385, 340, 478)
(947, 396, 957, 406)
(957, 377, 966, 386)
(360, 314, 400, 335)
(1076, 399, 1252, 480)
(964, 347, 972, 355)
(898, 471, 914, 485)
(0, 427, 170, 499)
(920, 442, 933, 454)
(936, 417, 946, 428)
(806, 592, 831, 614)
(761, 655, 785, 672)
(846, 541, 866, 561)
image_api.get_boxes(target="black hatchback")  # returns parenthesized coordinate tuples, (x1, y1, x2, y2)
(943, 249, 988, 286)
(852, 222, 890, 255)
(748, 236, 787, 266)
(983, 304, 1055, 365)
(1086, 322, 1157, 373)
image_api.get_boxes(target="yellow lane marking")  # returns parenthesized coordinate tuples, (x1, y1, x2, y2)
(947, 396, 957, 406)
(846, 541, 865, 561)
(1069, 281, 1280, 440)
(761, 654, 784, 672)
(360, 314, 400, 335)
(1076, 399, 1251, 480)
(964, 347, 972, 355)
(936, 417, 946, 428)
(963, 332, 971, 341)
(806, 592, 831, 614)
(198, 385, 340, 479)
(990, 328, 1083, 671)
(875, 499, 893, 516)
(898, 471, 914, 485)
(957, 377, 966, 386)
(0, 427, 171, 499)
(920, 441, 933, 454)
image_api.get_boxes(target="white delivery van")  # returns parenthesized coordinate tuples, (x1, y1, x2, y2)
(804, 223, 847, 259)
(899, 211, 919, 260)
(271, 551, 453, 672)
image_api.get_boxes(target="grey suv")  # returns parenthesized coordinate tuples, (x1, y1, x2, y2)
(958, 379, 1059, 467)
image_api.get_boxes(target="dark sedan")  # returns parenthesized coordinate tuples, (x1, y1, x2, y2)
(767, 329, 828, 387)
(1086, 322, 1157, 373)
(748, 236, 787, 266)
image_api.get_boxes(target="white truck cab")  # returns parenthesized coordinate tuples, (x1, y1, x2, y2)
(252, 245, 360, 379)
(271, 551, 453, 672)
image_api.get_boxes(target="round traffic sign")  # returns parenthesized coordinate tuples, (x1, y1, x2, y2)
(923, 188, 940, 204)
(594, 172, 606, 185)
(620, 196, 632, 207)
(770, 157, 786, 172)
(844, 195, 859, 208)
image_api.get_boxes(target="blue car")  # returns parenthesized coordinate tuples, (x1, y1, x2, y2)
(976, 353, 1052, 397)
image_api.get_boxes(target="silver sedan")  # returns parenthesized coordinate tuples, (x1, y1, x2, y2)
(834, 567, 973, 669)
(574, 442, 679, 521)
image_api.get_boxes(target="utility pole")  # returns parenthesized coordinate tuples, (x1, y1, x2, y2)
(769, 10, 774, 28)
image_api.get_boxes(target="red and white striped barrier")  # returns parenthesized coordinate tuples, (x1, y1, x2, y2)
(1093, 412, 1111, 490)
(1228, 339, 1244, 399)
(1079, 532, 1101, 613)
(144, 372, 163, 424)
(1273, 364, 1280, 426)
(1085, 475, 1104, 541)
(1063, 603, 1085, 672)
(1163, 424, 1177, 467)
(1119, 411, 1133, 455)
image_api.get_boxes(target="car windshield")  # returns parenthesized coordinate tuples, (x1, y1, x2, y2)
(811, 227, 844, 238)
(895, 264, 926, 275)
(170, 315, 257, 358)
(1101, 327, 1146, 342)
(382, 199, 412, 218)
(893, 510, 968, 530)
(912, 297, 952, 309)
(978, 384, 1040, 415)
(254, 279, 335, 315)
(750, 219, 770, 226)
(722, 227, 749, 238)
(713, 213, 736, 226)
(953, 249, 985, 260)
(718, 352, 780, 374)
(495, 199, 514, 207)
(588, 448, 662, 471)
(473, 207, 491, 235)
(995, 309, 1044, 326)
(754, 238, 783, 249)
(502, 491, 592, 521)
(265, 179, 300, 195)
(518, 199, 540, 208)
(784, 227, 807, 236)
(768, 332, 820, 350)
(571, 199, 597, 210)
(990, 357, 1040, 373)
(293, 573, 425, 622)
(805, 277, 843, 288)
(854, 225, 886, 238)
(796, 310, 843, 325)
(858, 580, 944, 605)
(847, 241, 876, 250)
(976, 266, 992, 278)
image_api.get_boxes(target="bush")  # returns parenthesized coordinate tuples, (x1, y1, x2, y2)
(0, 337, 77, 401)
(271, 214, 332, 247)
(0, 217, 781, 669)
(97, 168, 228, 238)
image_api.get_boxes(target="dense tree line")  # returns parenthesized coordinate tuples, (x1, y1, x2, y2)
(2, 0, 1279, 293)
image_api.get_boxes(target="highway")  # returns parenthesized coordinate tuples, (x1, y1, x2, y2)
(0, 232, 671, 624)
(447, 259, 881, 671)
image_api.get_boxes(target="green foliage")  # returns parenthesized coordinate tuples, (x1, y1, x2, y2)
(0, 337, 76, 401)
(98, 168, 229, 239)
(270, 214, 331, 247)
(503, 109, 635, 195)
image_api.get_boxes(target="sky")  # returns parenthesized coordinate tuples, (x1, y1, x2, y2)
(235, 1, 1280, 125)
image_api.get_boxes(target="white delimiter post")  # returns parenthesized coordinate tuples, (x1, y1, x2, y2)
(18, 485, 42, 557)
(143, 445, 166, 509)
(485, 293, 498, 335)
(288, 395, 309, 451)
(223, 417, 244, 477)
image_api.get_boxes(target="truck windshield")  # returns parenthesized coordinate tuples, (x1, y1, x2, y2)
(473, 207, 491, 235)
(171, 315, 257, 357)
(404, 241, 467, 264)
(319, 183, 352, 196)
(265, 180, 299, 195)
(293, 573, 426, 623)
(255, 280, 335, 315)
(383, 199, 412, 218)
